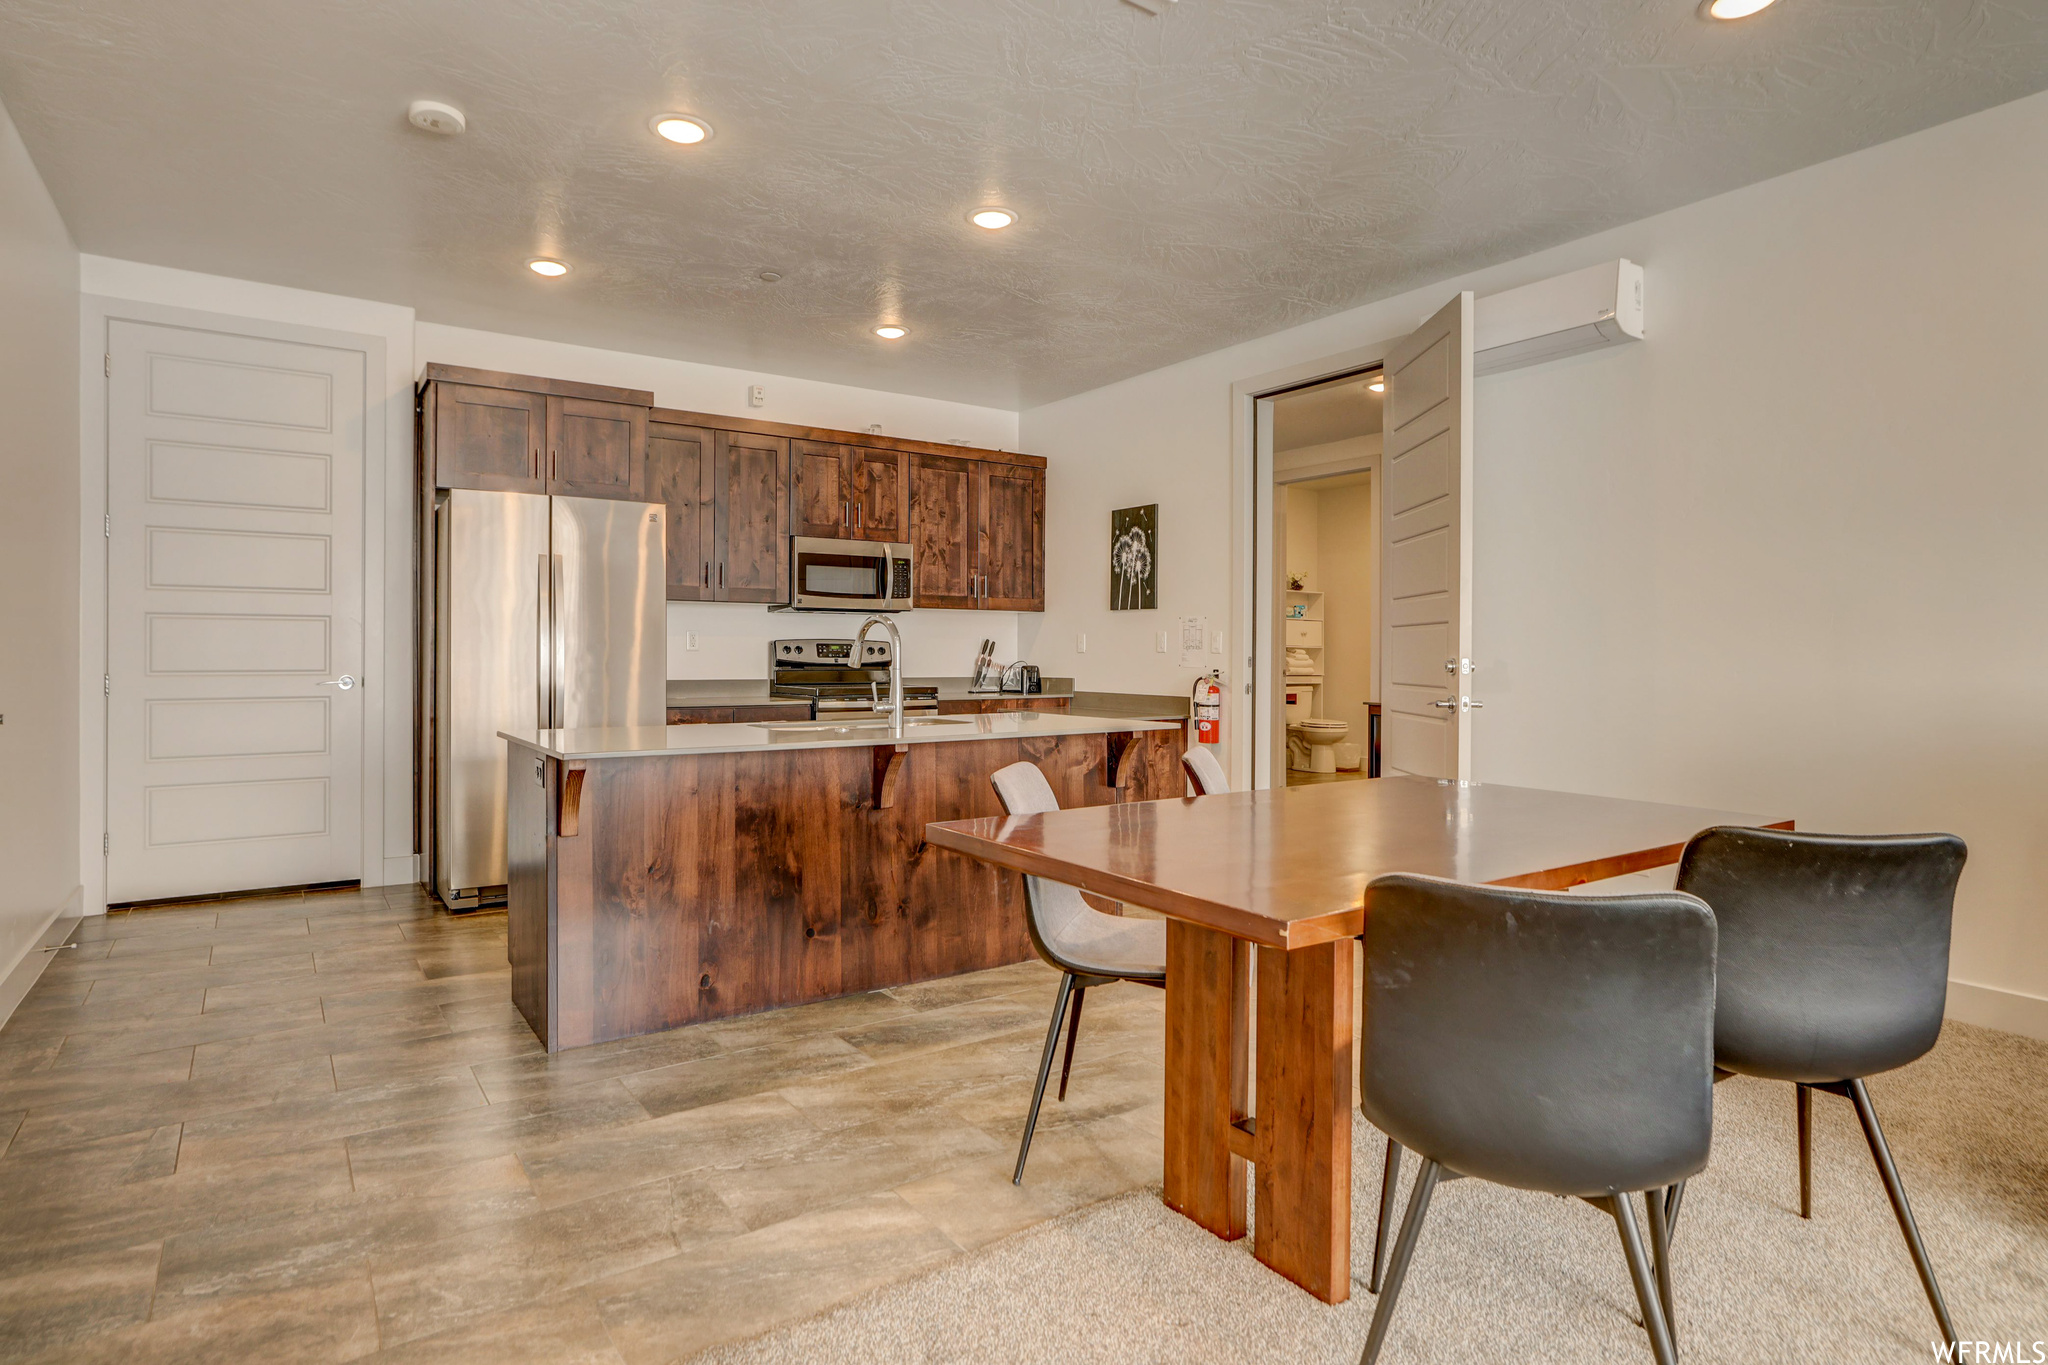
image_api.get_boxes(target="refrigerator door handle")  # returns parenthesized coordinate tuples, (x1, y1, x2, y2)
(536, 553, 552, 729)
(550, 554, 567, 729)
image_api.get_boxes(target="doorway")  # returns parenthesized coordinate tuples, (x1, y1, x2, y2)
(1270, 372, 1382, 787)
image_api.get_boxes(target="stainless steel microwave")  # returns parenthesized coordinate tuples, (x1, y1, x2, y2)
(779, 536, 914, 612)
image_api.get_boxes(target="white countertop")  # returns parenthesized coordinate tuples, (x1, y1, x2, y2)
(501, 710, 1180, 761)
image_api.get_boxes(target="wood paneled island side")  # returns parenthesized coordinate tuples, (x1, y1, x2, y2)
(500, 713, 1185, 1051)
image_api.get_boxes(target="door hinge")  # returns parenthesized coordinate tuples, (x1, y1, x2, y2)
(102, 832, 110, 856)
(103, 513, 112, 538)
(103, 353, 111, 377)
(103, 674, 111, 695)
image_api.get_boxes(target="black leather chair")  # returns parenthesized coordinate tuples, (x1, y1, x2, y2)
(1357, 874, 1716, 1365)
(991, 762, 1166, 1185)
(1671, 826, 1966, 1350)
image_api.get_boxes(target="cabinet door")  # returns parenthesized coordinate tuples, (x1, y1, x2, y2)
(790, 440, 852, 539)
(713, 431, 790, 603)
(433, 383, 544, 492)
(851, 447, 907, 542)
(547, 396, 647, 500)
(908, 453, 978, 609)
(648, 422, 714, 601)
(979, 462, 1045, 611)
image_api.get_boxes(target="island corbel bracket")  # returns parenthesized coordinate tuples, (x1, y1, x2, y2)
(558, 764, 586, 837)
(1104, 731, 1139, 790)
(870, 743, 911, 809)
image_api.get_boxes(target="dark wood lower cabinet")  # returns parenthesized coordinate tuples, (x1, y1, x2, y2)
(505, 728, 1184, 1051)
(665, 703, 811, 725)
(935, 697, 1071, 715)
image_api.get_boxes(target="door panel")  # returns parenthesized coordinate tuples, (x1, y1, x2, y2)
(648, 423, 714, 601)
(980, 463, 1044, 611)
(790, 439, 851, 539)
(909, 453, 977, 608)
(851, 447, 907, 542)
(549, 497, 666, 729)
(434, 383, 544, 492)
(713, 431, 790, 603)
(1378, 293, 1474, 781)
(547, 396, 646, 500)
(107, 319, 365, 902)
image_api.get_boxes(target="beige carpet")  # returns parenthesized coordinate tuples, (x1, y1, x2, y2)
(694, 1022, 2048, 1363)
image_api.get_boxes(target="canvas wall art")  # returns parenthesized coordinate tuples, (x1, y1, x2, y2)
(1110, 504, 1157, 611)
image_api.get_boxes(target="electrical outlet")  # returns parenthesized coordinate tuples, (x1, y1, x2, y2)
(1156, 630, 1169, 653)
(1076, 633, 1087, 653)
(684, 631, 700, 651)
(747, 385, 765, 408)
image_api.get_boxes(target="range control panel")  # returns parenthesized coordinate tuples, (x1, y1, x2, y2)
(771, 638, 893, 666)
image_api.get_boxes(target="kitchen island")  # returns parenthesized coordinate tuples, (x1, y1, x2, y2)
(500, 712, 1186, 1051)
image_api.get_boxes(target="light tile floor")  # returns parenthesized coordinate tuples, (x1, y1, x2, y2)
(0, 885, 1166, 1363)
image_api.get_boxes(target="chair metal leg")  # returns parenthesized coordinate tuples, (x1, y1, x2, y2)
(1846, 1078, 1959, 1351)
(1056, 985, 1087, 1101)
(1796, 1082, 1813, 1219)
(1360, 1158, 1441, 1365)
(1644, 1187, 1677, 1353)
(1663, 1179, 1687, 1244)
(1013, 973, 1074, 1185)
(1606, 1193, 1678, 1365)
(1370, 1139, 1404, 1293)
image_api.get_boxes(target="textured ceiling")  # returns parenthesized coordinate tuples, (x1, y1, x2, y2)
(2, 0, 2045, 408)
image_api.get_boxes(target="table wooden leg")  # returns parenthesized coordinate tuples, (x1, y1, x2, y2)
(1254, 937, 1354, 1303)
(1163, 919, 1249, 1241)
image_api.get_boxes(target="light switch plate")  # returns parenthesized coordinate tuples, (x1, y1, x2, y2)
(1076, 633, 1087, 653)
(1156, 631, 1169, 653)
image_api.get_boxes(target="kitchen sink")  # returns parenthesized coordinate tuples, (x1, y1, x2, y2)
(749, 717, 974, 735)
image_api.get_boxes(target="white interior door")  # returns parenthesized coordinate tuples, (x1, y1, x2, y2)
(106, 319, 365, 903)
(1379, 294, 1475, 781)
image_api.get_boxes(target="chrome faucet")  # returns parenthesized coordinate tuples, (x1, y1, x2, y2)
(856, 614, 905, 737)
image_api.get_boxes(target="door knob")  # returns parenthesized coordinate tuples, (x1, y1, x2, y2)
(1431, 695, 1482, 711)
(317, 675, 356, 691)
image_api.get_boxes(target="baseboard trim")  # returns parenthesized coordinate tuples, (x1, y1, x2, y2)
(1946, 978, 2048, 1043)
(0, 886, 86, 1030)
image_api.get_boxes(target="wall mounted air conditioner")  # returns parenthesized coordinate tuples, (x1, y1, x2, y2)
(1473, 259, 1645, 376)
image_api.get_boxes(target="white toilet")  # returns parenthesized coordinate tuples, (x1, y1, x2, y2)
(1283, 683, 1350, 773)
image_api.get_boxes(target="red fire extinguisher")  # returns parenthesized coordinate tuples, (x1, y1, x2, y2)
(1191, 671, 1223, 746)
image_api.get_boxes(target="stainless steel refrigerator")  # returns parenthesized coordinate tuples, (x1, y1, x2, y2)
(432, 490, 664, 907)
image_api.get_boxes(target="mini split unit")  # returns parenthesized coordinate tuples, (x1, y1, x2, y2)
(1474, 259, 1646, 375)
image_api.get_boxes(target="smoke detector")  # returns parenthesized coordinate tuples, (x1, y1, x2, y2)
(408, 100, 467, 136)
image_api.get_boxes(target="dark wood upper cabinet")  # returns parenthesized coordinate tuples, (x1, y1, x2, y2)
(548, 396, 647, 501)
(647, 422, 714, 601)
(713, 430, 790, 603)
(423, 367, 652, 503)
(790, 439, 853, 538)
(851, 447, 907, 543)
(979, 462, 1045, 611)
(432, 383, 545, 493)
(908, 453, 979, 609)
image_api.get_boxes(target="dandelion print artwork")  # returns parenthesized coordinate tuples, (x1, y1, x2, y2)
(1110, 505, 1157, 611)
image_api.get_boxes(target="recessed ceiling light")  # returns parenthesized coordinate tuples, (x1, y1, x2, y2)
(874, 325, 908, 340)
(969, 208, 1017, 231)
(1368, 379, 1385, 393)
(1699, 0, 1777, 18)
(653, 115, 712, 145)
(527, 258, 569, 277)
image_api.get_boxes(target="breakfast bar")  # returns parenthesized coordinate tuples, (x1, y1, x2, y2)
(499, 712, 1184, 1051)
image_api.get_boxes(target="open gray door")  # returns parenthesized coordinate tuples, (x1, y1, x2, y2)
(1379, 293, 1476, 781)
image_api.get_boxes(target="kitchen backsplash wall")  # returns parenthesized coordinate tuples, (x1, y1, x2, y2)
(664, 602, 1021, 681)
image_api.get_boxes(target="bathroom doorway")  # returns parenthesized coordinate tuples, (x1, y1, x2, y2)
(1271, 370, 1382, 787)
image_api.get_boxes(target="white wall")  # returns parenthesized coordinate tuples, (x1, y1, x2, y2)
(1315, 481, 1375, 726)
(0, 94, 81, 1007)
(414, 323, 1026, 682)
(1281, 486, 1319, 591)
(1020, 88, 2048, 1034)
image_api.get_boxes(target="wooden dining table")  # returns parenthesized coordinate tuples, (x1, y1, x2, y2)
(926, 775, 1791, 1304)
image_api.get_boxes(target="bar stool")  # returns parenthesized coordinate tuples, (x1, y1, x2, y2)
(1672, 826, 1966, 1351)
(1181, 746, 1229, 796)
(1357, 874, 1716, 1365)
(990, 761, 1167, 1184)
